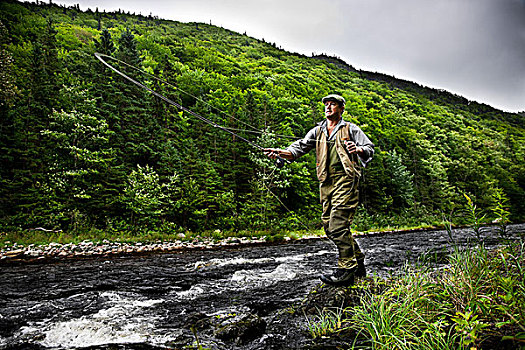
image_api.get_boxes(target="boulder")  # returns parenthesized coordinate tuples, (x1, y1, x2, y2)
(298, 283, 363, 316)
(3, 250, 24, 258)
(214, 313, 266, 345)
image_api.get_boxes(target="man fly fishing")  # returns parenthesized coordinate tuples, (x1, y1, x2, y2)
(95, 55, 373, 286)
(264, 94, 374, 286)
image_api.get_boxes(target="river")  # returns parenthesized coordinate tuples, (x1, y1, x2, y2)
(0, 224, 523, 349)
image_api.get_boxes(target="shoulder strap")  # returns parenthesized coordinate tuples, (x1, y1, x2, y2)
(339, 123, 352, 142)
(315, 125, 323, 142)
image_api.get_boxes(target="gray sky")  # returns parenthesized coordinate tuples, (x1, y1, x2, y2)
(43, 0, 525, 112)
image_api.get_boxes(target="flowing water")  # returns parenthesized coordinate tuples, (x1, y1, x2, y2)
(0, 224, 523, 350)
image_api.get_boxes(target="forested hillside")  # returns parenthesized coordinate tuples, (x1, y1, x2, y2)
(1, 0, 524, 235)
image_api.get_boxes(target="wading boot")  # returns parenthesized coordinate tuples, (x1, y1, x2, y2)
(320, 268, 356, 287)
(356, 260, 366, 278)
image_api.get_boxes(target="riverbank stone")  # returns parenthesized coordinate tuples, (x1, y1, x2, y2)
(298, 282, 365, 315)
(214, 313, 267, 345)
(184, 311, 212, 331)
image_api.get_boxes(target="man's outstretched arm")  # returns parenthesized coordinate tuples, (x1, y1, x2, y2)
(263, 148, 294, 160)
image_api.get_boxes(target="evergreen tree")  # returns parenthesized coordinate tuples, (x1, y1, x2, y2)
(5, 17, 62, 227)
(41, 87, 116, 229)
(0, 20, 17, 219)
(385, 150, 415, 209)
(94, 28, 115, 55)
(117, 28, 140, 65)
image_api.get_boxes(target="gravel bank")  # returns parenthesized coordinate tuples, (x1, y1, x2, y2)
(0, 235, 315, 264)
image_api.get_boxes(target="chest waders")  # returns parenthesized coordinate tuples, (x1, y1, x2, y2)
(316, 125, 365, 272)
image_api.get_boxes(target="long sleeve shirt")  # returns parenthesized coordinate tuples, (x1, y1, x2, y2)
(285, 119, 375, 167)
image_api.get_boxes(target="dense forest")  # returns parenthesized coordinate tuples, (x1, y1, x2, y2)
(1, 0, 524, 235)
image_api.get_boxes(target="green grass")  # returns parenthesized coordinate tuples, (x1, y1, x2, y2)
(0, 222, 456, 250)
(305, 306, 350, 339)
(0, 212, 455, 250)
(0, 196, 476, 249)
(0, 225, 328, 249)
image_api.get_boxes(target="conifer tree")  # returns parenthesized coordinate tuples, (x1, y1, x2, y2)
(5, 18, 63, 227)
(94, 28, 115, 55)
(0, 20, 16, 219)
(117, 28, 140, 65)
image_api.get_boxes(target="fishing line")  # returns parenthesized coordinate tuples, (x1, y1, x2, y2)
(95, 52, 297, 168)
(96, 53, 261, 148)
(94, 53, 299, 142)
(216, 126, 298, 140)
(261, 169, 322, 237)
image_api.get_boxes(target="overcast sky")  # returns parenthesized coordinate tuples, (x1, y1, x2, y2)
(37, 0, 525, 112)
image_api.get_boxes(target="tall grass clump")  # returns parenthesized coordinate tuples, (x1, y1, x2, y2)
(305, 306, 349, 339)
(349, 266, 461, 349)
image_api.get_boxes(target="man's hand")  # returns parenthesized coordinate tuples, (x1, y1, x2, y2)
(344, 140, 362, 155)
(263, 148, 293, 160)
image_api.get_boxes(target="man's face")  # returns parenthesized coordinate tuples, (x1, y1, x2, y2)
(324, 101, 343, 119)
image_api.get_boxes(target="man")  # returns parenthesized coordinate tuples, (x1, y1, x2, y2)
(264, 94, 374, 286)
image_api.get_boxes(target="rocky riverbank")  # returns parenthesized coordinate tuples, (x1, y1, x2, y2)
(1, 224, 512, 265)
(0, 234, 324, 265)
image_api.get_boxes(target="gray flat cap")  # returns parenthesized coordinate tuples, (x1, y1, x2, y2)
(322, 94, 346, 106)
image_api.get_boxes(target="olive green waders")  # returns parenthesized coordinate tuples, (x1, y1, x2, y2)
(320, 173, 365, 270)
(315, 122, 368, 282)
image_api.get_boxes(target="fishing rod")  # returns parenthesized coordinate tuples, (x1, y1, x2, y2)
(94, 52, 289, 167)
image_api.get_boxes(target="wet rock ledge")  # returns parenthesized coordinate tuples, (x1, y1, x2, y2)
(178, 281, 375, 350)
